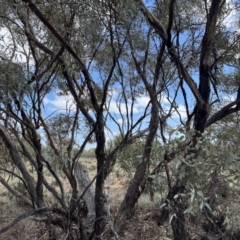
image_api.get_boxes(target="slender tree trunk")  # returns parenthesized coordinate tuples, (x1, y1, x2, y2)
(194, 0, 222, 132)
(115, 93, 159, 233)
(94, 117, 107, 239)
(169, 1, 223, 239)
(171, 212, 188, 240)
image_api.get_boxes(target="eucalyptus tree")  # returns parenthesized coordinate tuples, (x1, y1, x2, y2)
(0, 0, 240, 239)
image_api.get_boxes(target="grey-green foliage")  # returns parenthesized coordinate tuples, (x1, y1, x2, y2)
(107, 135, 142, 173)
(0, 61, 27, 101)
(159, 127, 240, 219)
(0, 0, 240, 237)
(108, 134, 164, 174)
(81, 149, 96, 159)
(47, 113, 74, 142)
(109, 126, 240, 216)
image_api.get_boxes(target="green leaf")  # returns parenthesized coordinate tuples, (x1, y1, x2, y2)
(195, 167, 202, 176)
(160, 203, 167, 208)
(174, 194, 179, 199)
(148, 174, 156, 179)
(204, 202, 212, 211)
(178, 127, 185, 133)
(182, 159, 194, 167)
(176, 160, 182, 169)
(197, 190, 204, 198)
(169, 213, 176, 223)
(190, 190, 195, 202)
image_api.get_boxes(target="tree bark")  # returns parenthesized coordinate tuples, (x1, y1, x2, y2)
(94, 119, 107, 239)
(171, 211, 188, 240)
(0, 127, 38, 207)
(115, 92, 159, 233)
(75, 163, 96, 226)
(194, 0, 223, 132)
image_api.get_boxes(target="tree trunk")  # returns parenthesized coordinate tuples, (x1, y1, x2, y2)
(194, 0, 222, 132)
(115, 91, 159, 233)
(171, 208, 189, 240)
(75, 163, 96, 226)
(75, 162, 110, 237)
(94, 154, 106, 239)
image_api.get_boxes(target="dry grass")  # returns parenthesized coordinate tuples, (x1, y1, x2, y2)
(1, 158, 240, 239)
(0, 157, 167, 239)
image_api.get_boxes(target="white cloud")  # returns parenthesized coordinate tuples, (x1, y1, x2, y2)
(0, 27, 30, 64)
(43, 93, 76, 112)
(166, 104, 188, 120)
(107, 94, 169, 115)
(135, 96, 150, 108)
(116, 118, 123, 124)
(135, 95, 169, 108)
(223, 94, 236, 103)
(108, 100, 139, 114)
(222, 0, 239, 29)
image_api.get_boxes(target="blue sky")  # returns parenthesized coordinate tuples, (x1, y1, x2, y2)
(41, 83, 191, 148)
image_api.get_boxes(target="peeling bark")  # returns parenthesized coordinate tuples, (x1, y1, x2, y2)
(75, 163, 96, 226)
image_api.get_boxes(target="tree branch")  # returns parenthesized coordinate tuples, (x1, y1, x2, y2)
(206, 99, 240, 127)
(135, 0, 203, 109)
(0, 176, 32, 207)
(0, 207, 67, 235)
(22, 0, 100, 113)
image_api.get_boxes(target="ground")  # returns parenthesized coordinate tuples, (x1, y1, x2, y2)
(0, 158, 174, 239)
(0, 158, 239, 239)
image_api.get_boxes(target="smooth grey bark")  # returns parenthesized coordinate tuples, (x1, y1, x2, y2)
(75, 163, 110, 227)
(75, 163, 96, 226)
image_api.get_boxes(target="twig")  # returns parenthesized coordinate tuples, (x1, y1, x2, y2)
(0, 207, 66, 235)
